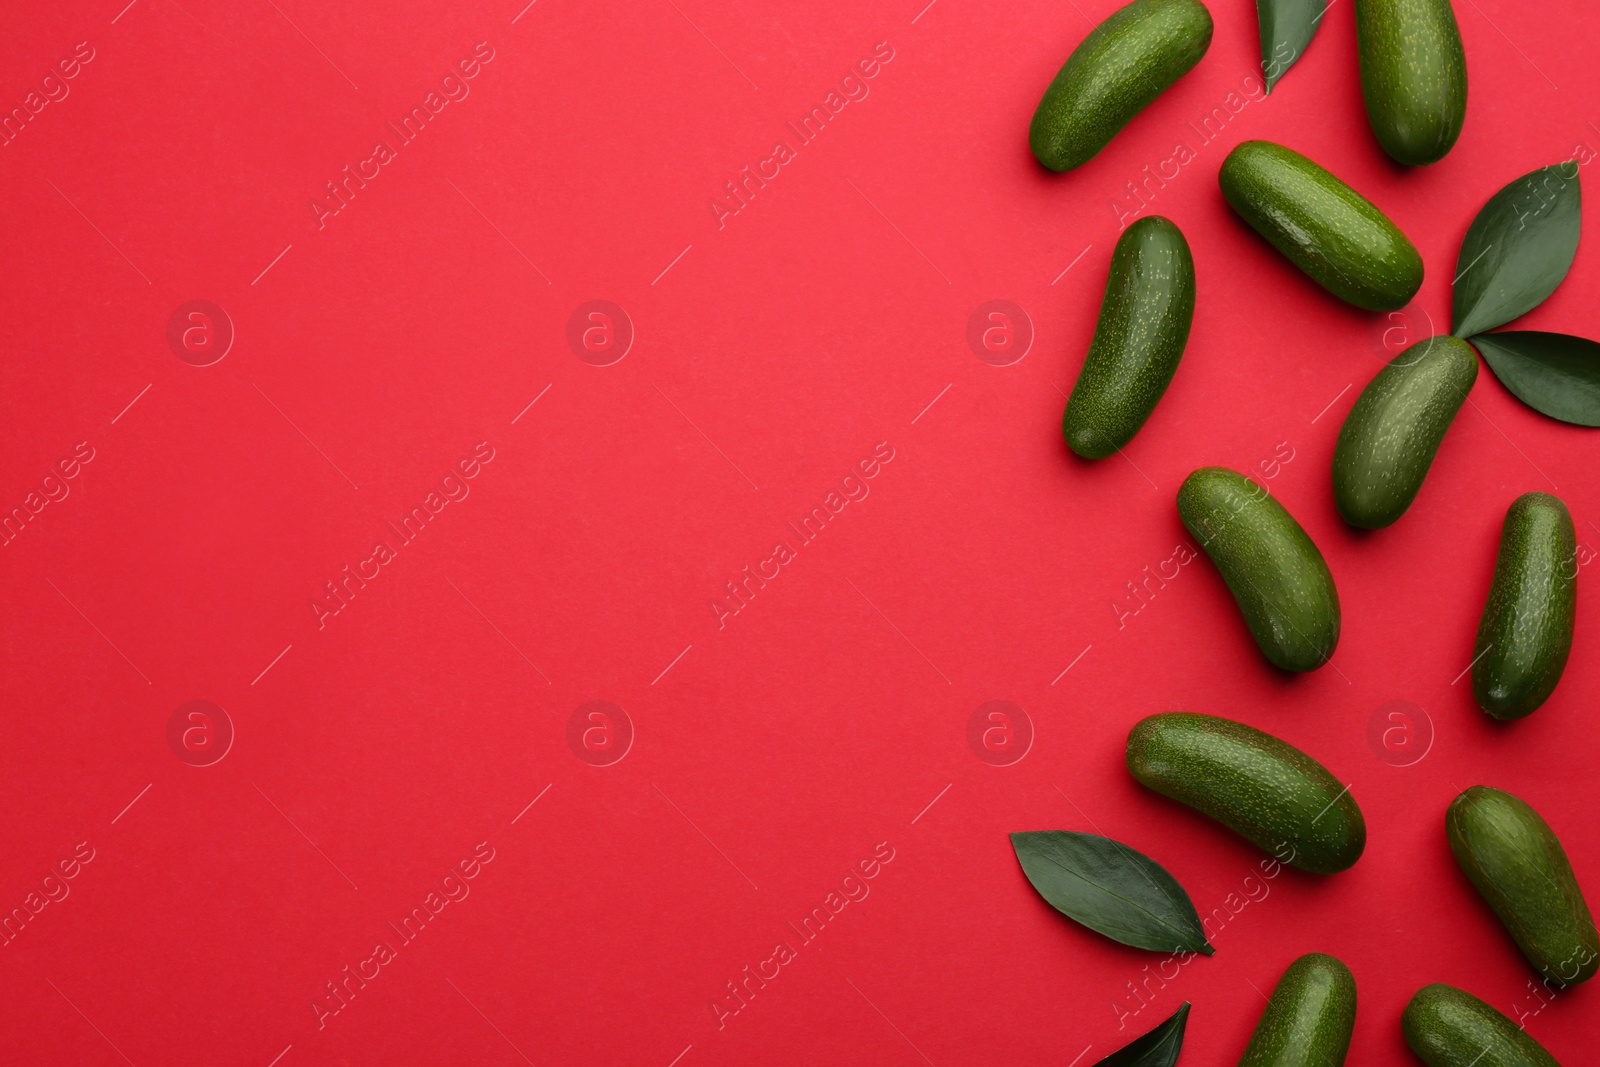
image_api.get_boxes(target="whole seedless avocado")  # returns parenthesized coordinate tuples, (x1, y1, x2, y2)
(1062, 216, 1195, 457)
(1447, 786, 1598, 985)
(1219, 140, 1423, 310)
(1238, 953, 1357, 1067)
(1029, 0, 1213, 171)
(1356, 0, 1467, 165)
(1333, 335, 1477, 528)
(1126, 713, 1366, 874)
(1402, 984, 1561, 1067)
(1177, 467, 1340, 671)
(1472, 493, 1577, 719)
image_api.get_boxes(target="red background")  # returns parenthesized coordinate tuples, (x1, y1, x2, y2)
(1, 0, 1596, 1063)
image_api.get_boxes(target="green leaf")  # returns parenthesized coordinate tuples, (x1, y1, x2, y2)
(1095, 1002, 1191, 1067)
(1452, 162, 1581, 337)
(1256, 0, 1327, 93)
(1009, 830, 1214, 955)
(1469, 331, 1600, 426)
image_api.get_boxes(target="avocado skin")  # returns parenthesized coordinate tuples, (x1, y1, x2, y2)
(1218, 140, 1423, 310)
(1125, 713, 1366, 874)
(1402, 984, 1562, 1067)
(1029, 0, 1213, 171)
(1447, 785, 1598, 985)
(1177, 466, 1340, 671)
(1063, 216, 1195, 458)
(1356, 0, 1467, 165)
(1333, 334, 1477, 528)
(1238, 953, 1357, 1067)
(1472, 492, 1576, 719)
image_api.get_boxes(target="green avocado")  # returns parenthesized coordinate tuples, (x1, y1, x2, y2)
(1355, 0, 1467, 165)
(1402, 984, 1561, 1067)
(1447, 785, 1598, 985)
(1332, 334, 1477, 528)
(1238, 952, 1357, 1067)
(1126, 713, 1366, 874)
(1177, 466, 1340, 671)
(1219, 140, 1423, 310)
(1063, 216, 1195, 458)
(1472, 492, 1577, 719)
(1030, 0, 1213, 171)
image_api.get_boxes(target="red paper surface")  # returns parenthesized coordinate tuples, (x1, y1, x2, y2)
(1, 0, 1597, 1063)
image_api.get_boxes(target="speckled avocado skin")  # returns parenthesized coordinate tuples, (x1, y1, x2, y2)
(1333, 334, 1477, 528)
(1177, 467, 1340, 671)
(1029, 0, 1213, 172)
(1447, 786, 1598, 985)
(1063, 216, 1195, 458)
(1218, 140, 1423, 310)
(1356, 0, 1467, 165)
(1472, 492, 1576, 719)
(1238, 953, 1357, 1067)
(1125, 713, 1366, 874)
(1402, 984, 1562, 1067)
